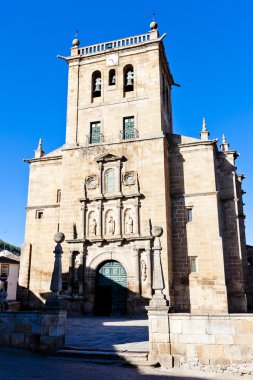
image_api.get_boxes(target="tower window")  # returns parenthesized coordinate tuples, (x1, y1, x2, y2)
(122, 117, 137, 139)
(190, 257, 197, 273)
(187, 208, 193, 222)
(92, 71, 102, 98)
(90, 122, 101, 144)
(124, 64, 134, 92)
(36, 210, 44, 219)
(104, 169, 115, 193)
(109, 69, 116, 86)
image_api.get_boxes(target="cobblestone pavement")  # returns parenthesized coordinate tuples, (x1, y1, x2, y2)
(65, 316, 149, 351)
(1, 346, 253, 380)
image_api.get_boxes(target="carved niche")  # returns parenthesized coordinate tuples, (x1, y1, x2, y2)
(88, 211, 97, 236)
(124, 208, 134, 234)
(105, 209, 115, 235)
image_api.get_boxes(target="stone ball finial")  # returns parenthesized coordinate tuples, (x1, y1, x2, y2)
(150, 21, 158, 30)
(72, 38, 80, 47)
(152, 225, 163, 237)
(54, 232, 65, 244)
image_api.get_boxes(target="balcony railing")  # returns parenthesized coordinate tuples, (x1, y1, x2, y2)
(74, 33, 152, 57)
(120, 128, 139, 140)
(86, 133, 104, 145)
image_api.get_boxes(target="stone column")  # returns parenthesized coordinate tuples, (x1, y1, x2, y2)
(134, 249, 140, 295)
(82, 202, 87, 239)
(98, 162, 103, 196)
(117, 161, 122, 193)
(116, 201, 122, 236)
(78, 250, 85, 296)
(97, 201, 102, 238)
(133, 199, 139, 235)
(46, 232, 67, 311)
(67, 250, 73, 295)
(146, 248, 152, 298)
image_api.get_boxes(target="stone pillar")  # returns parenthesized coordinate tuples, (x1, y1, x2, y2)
(78, 251, 85, 296)
(46, 232, 67, 311)
(67, 251, 73, 295)
(117, 161, 122, 193)
(146, 230, 173, 369)
(97, 201, 102, 238)
(134, 249, 140, 295)
(146, 248, 152, 298)
(82, 202, 87, 239)
(116, 202, 122, 236)
(133, 199, 139, 235)
(98, 162, 103, 196)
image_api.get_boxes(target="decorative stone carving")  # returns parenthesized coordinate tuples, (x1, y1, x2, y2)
(54, 232, 65, 244)
(107, 215, 115, 235)
(86, 175, 98, 190)
(89, 216, 97, 236)
(125, 213, 133, 234)
(141, 259, 147, 281)
(123, 171, 136, 186)
(152, 225, 163, 237)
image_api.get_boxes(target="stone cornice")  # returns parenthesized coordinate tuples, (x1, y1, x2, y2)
(171, 191, 219, 199)
(24, 155, 62, 164)
(26, 204, 60, 210)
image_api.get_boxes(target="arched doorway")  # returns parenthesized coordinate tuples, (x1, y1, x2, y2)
(94, 260, 127, 316)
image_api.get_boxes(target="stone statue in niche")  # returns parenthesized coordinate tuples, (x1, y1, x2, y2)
(89, 217, 97, 236)
(141, 260, 147, 281)
(107, 216, 115, 235)
(125, 214, 133, 234)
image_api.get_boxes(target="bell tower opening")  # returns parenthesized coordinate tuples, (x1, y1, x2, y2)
(94, 260, 127, 316)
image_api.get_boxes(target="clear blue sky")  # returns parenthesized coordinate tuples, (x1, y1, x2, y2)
(0, 0, 252, 246)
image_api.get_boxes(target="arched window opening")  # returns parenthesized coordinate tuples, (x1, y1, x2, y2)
(109, 69, 116, 86)
(92, 71, 102, 98)
(124, 64, 134, 92)
(104, 168, 115, 193)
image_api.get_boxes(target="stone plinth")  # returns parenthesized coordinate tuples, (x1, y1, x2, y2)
(146, 304, 173, 368)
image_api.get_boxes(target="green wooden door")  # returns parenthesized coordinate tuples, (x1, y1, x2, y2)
(95, 261, 127, 316)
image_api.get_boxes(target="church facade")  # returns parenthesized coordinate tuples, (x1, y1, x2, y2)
(19, 22, 249, 315)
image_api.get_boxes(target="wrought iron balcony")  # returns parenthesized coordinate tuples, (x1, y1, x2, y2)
(86, 133, 104, 145)
(120, 128, 139, 140)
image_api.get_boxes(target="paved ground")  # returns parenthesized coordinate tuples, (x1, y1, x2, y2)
(1, 346, 253, 380)
(66, 316, 149, 351)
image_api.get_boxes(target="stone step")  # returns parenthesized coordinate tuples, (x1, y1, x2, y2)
(56, 347, 151, 366)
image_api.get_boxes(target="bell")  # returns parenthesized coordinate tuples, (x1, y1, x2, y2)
(111, 75, 116, 84)
(94, 78, 101, 92)
(126, 71, 134, 86)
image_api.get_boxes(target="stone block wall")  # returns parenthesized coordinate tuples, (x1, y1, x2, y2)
(169, 314, 253, 367)
(0, 310, 66, 351)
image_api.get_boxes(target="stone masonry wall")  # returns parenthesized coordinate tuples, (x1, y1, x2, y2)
(169, 313, 253, 369)
(0, 310, 66, 351)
